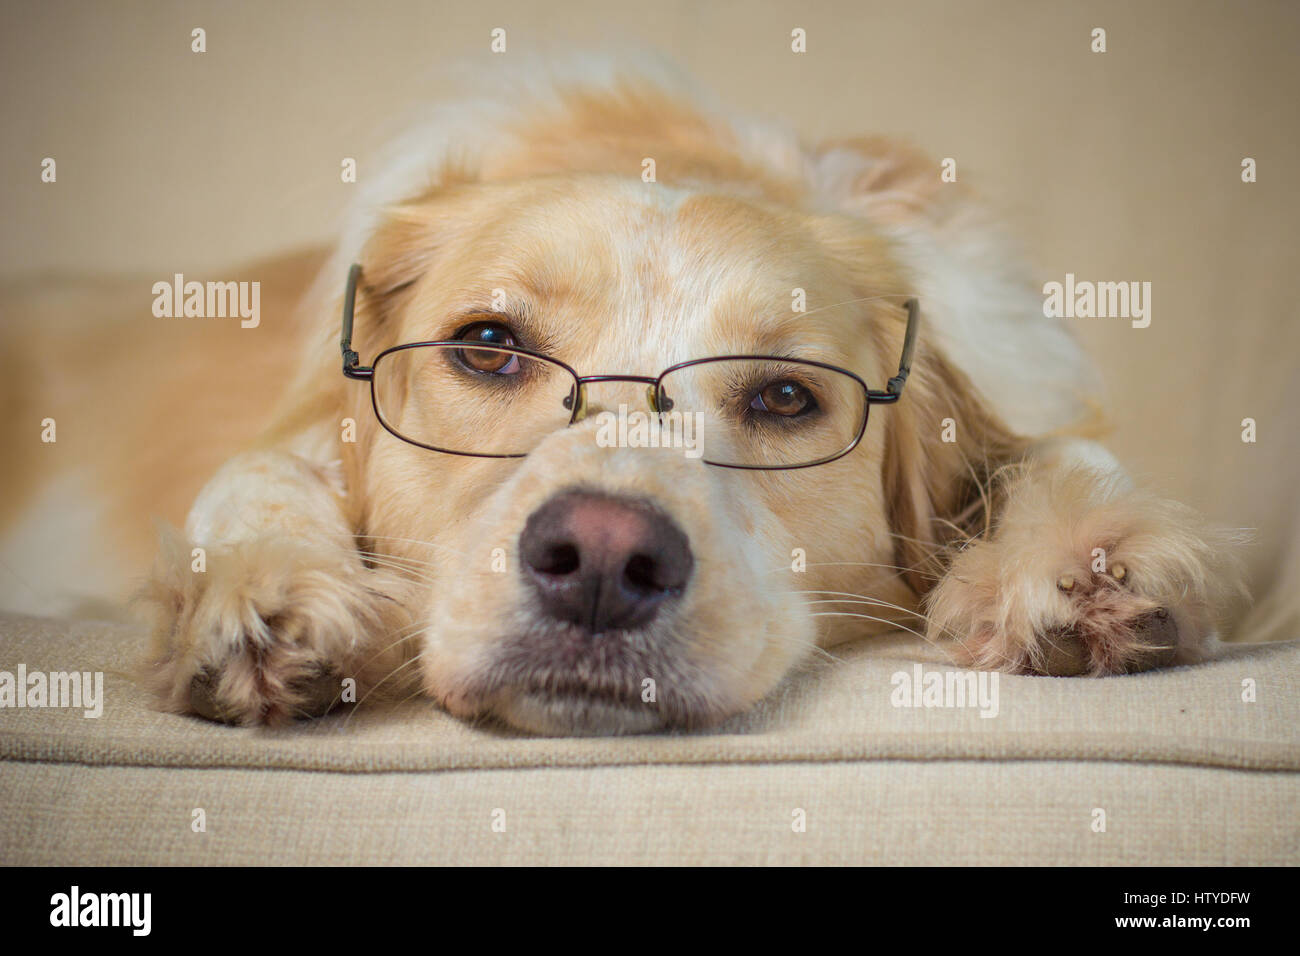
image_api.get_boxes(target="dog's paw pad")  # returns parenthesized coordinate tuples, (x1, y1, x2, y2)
(188, 669, 228, 723)
(1036, 608, 1178, 676)
(187, 659, 344, 726)
(1028, 556, 1179, 675)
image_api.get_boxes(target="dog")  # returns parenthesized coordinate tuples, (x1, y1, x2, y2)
(6, 66, 1243, 735)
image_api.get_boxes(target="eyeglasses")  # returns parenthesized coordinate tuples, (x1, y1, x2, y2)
(340, 264, 919, 470)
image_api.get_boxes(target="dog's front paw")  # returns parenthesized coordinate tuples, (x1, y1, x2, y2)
(925, 468, 1242, 676)
(137, 532, 409, 725)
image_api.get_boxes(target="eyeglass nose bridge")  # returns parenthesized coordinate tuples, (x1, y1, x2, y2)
(565, 373, 663, 423)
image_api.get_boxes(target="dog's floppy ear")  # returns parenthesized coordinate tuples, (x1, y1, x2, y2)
(877, 326, 1030, 595)
(806, 136, 949, 226)
(259, 184, 477, 504)
(351, 196, 466, 353)
(347, 156, 484, 347)
(805, 136, 1033, 595)
(331, 190, 477, 505)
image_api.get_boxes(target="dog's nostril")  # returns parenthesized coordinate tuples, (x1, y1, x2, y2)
(623, 553, 660, 593)
(537, 544, 580, 576)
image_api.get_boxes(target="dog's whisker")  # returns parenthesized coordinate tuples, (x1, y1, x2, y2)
(803, 596, 923, 614)
(795, 589, 928, 619)
(770, 631, 843, 664)
(351, 618, 430, 667)
(811, 611, 937, 646)
(265, 538, 454, 579)
(343, 652, 428, 729)
(325, 532, 471, 558)
(353, 548, 460, 569)
(761, 559, 938, 579)
(351, 549, 444, 570)
(388, 682, 437, 712)
(884, 529, 944, 550)
(798, 591, 963, 642)
(320, 624, 429, 712)
(348, 554, 442, 584)
(882, 531, 962, 573)
(803, 599, 960, 643)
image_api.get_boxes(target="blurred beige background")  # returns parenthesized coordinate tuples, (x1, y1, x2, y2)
(2, 0, 1297, 626)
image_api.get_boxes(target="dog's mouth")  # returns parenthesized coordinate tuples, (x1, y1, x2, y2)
(498, 685, 663, 736)
(470, 675, 672, 736)
(445, 624, 727, 736)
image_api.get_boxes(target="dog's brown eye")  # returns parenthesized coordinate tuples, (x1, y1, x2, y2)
(751, 380, 815, 417)
(455, 321, 520, 375)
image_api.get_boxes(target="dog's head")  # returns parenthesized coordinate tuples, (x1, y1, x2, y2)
(330, 85, 1024, 734)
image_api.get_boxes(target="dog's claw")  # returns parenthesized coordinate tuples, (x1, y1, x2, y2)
(1057, 574, 1075, 592)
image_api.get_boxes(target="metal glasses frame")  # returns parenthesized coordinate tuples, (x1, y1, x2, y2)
(339, 263, 919, 470)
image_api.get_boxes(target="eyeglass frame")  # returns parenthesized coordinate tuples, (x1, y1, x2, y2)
(339, 262, 920, 471)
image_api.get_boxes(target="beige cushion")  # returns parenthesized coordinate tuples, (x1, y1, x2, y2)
(1, 612, 1296, 864)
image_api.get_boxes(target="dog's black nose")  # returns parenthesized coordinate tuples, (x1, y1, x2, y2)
(519, 491, 693, 633)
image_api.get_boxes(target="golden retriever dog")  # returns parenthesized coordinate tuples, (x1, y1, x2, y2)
(4, 65, 1242, 735)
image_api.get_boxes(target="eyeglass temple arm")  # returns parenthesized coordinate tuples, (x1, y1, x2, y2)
(341, 263, 373, 380)
(868, 298, 920, 403)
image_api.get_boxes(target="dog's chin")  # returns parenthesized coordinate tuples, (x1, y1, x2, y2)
(436, 620, 738, 736)
(491, 690, 667, 736)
